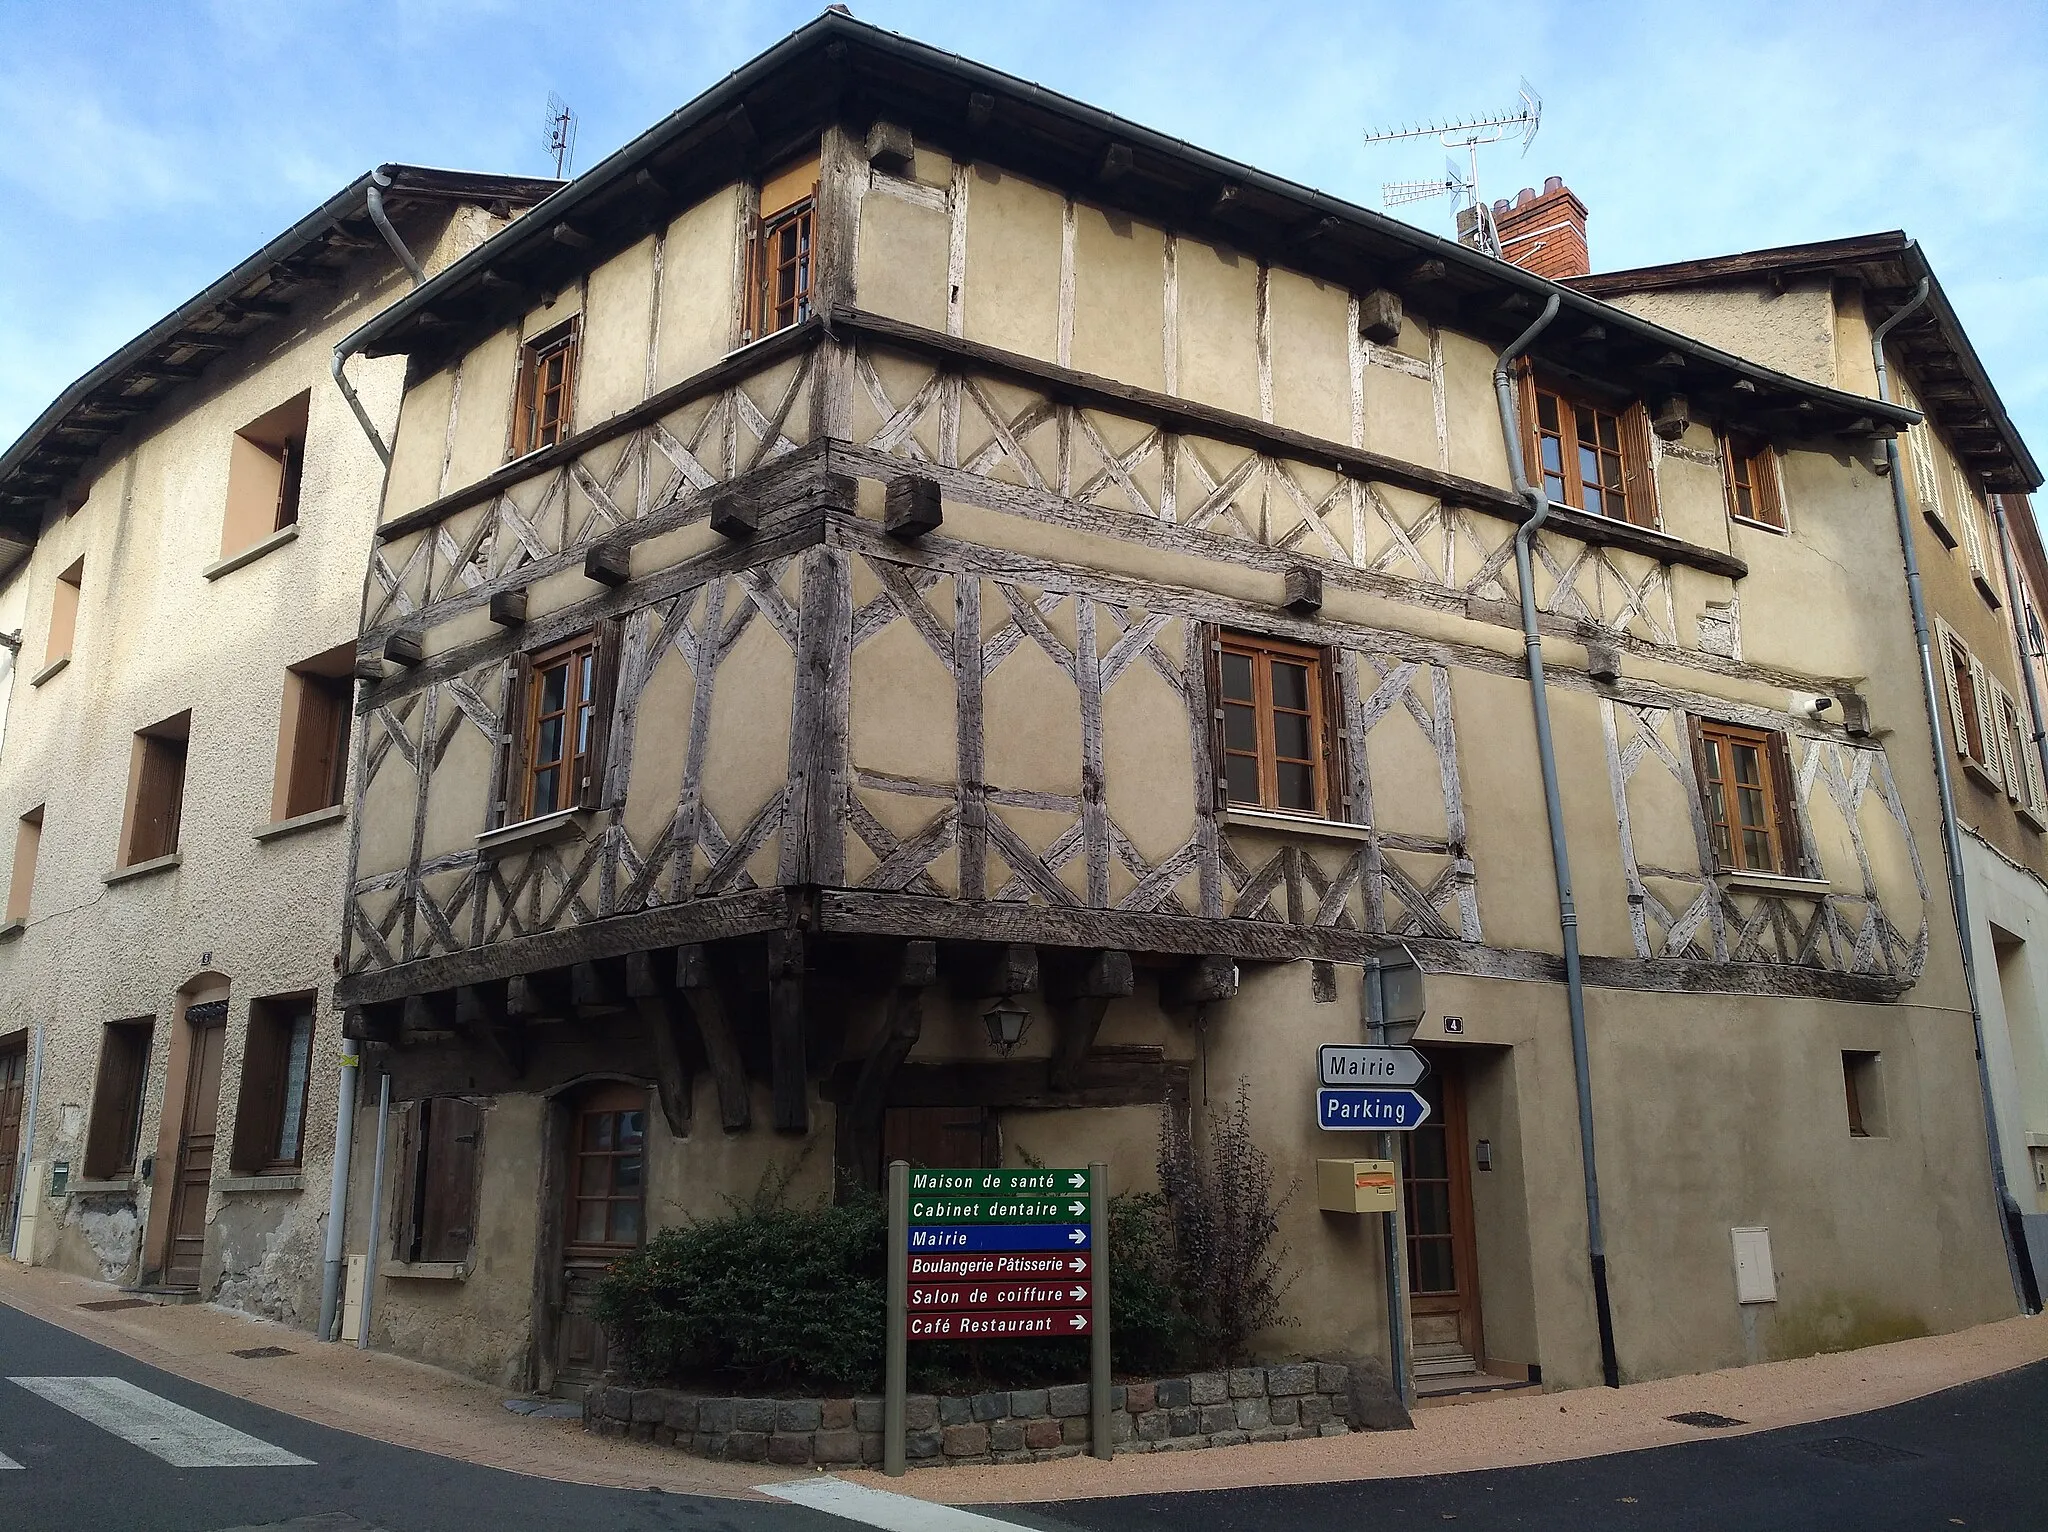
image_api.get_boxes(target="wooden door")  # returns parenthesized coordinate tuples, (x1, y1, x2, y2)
(1405, 1050, 1483, 1377)
(0, 1043, 25, 1243)
(165, 1014, 226, 1288)
(554, 1083, 647, 1390)
(883, 1106, 995, 1171)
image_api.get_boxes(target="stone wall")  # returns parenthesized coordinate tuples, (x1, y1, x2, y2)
(584, 1361, 1377, 1467)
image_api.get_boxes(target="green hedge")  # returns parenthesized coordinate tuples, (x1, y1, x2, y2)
(595, 1184, 1197, 1393)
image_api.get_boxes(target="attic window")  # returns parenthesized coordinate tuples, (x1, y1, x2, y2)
(510, 319, 580, 459)
(747, 154, 818, 342)
(1518, 369, 1659, 529)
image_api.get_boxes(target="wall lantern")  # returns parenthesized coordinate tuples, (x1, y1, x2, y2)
(982, 997, 1032, 1055)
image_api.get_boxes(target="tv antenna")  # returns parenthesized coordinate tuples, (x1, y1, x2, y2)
(1365, 80, 1541, 258)
(544, 92, 579, 178)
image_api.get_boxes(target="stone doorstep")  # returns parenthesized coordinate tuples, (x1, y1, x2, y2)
(588, 1368, 1367, 1469)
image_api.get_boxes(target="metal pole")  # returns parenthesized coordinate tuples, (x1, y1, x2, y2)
(1365, 958, 1411, 1407)
(1088, 1160, 1111, 1460)
(884, 1159, 908, 1477)
(317, 1047, 360, 1342)
(9, 1026, 42, 1261)
(356, 1072, 390, 1350)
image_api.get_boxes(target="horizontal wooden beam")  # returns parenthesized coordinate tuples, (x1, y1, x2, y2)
(823, 1045, 1188, 1112)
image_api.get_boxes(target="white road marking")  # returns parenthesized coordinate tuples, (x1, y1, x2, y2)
(8, 1377, 313, 1468)
(0, 1450, 20, 1469)
(758, 1476, 1031, 1531)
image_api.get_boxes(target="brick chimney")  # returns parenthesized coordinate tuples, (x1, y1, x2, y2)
(1488, 176, 1589, 279)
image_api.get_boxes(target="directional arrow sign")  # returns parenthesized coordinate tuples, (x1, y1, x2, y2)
(908, 1195, 1091, 1224)
(908, 1310, 1091, 1340)
(1319, 1044, 1429, 1088)
(908, 1168, 1093, 1195)
(1318, 1086, 1432, 1131)
(909, 1252, 1092, 1281)
(907, 1280, 1091, 1311)
(907, 1224, 1091, 1252)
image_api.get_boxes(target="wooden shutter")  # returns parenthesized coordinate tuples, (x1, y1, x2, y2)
(580, 619, 623, 812)
(132, 737, 186, 862)
(231, 1010, 283, 1174)
(508, 341, 534, 460)
(1968, 656, 2002, 781)
(1936, 622, 1968, 760)
(83, 1028, 144, 1179)
(1321, 648, 1355, 823)
(495, 652, 534, 827)
(2026, 718, 2048, 818)
(287, 676, 345, 818)
(1515, 362, 1542, 489)
(1620, 402, 1661, 529)
(419, 1098, 482, 1264)
(1766, 731, 1812, 877)
(392, 1101, 422, 1262)
(1957, 468, 1988, 576)
(1201, 625, 1228, 810)
(1684, 714, 1721, 871)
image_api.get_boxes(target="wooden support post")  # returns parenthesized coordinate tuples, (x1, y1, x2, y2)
(865, 121, 914, 174)
(488, 588, 528, 627)
(1160, 954, 1239, 1009)
(571, 959, 626, 1012)
(768, 930, 808, 1134)
(1359, 288, 1404, 346)
(1047, 950, 1133, 1093)
(1283, 565, 1324, 616)
(384, 631, 424, 666)
(884, 474, 942, 539)
(506, 970, 570, 1021)
(1653, 394, 1690, 441)
(950, 942, 1038, 1000)
(1098, 143, 1134, 183)
(635, 989, 694, 1138)
(841, 940, 938, 1195)
(679, 945, 750, 1132)
(401, 991, 456, 1037)
(708, 485, 760, 539)
(343, 1002, 399, 1044)
(584, 542, 631, 587)
(456, 983, 527, 1078)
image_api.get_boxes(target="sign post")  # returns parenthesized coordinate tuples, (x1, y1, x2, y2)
(886, 1162, 1108, 1473)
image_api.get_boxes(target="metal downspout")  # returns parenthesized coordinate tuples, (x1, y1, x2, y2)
(1493, 294, 1622, 1388)
(8, 1026, 42, 1260)
(316, 1049, 360, 1341)
(1875, 276, 2039, 1312)
(331, 167, 428, 467)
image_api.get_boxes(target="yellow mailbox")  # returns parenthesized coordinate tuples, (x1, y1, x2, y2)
(1316, 1158, 1398, 1214)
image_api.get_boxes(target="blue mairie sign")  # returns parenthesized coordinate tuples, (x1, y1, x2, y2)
(1318, 1085, 1431, 1131)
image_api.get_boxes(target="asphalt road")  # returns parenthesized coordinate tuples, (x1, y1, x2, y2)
(2, 1294, 2042, 1532)
(1028, 1359, 2048, 1532)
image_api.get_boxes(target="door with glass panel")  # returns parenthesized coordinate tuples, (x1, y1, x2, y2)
(554, 1081, 647, 1389)
(1404, 1050, 1484, 1378)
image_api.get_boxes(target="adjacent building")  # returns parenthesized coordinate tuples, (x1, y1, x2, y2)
(1578, 233, 2048, 1293)
(324, 12, 2026, 1399)
(0, 167, 558, 1320)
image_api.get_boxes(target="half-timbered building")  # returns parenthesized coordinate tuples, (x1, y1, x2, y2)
(329, 15, 2023, 1395)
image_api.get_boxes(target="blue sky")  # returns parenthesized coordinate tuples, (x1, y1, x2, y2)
(5, 0, 2046, 470)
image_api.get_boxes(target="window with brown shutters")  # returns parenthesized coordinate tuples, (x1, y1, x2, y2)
(745, 155, 819, 343)
(509, 319, 581, 460)
(274, 644, 354, 822)
(230, 995, 315, 1175)
(1690, 718, 1804, 876)
(1214, 631, 1339, 818)
(122, 712, 190, 866)
(1518, 367, 1660, 528)
(1936, 619, 2004, 786)
(6, 806, 41, 924)
(1720, 431, 1785, 531)
(498, 624, 619, 827)
(394, 1097, 483, 1265)
(82, 1019, 154, 1179)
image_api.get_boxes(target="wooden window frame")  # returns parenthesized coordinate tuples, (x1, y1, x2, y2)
(497, 623, 619, 828)
(1842, 1051, 1885, 1138)
(566, 1083, 648, 1255)
(1517, 366, 1660, 529)
(747, 197, 815, 342)
(1936, 620, 2004, 786)
(509, 318, 582, 461)
(83, 1018, 154, 1180)
(393, 1096, 484, 1266)
(230, 995, 315, 1176)
(121, 713, 190, 867)
(1720, 431, 1785, 532)
(1896, 379, 1956, 548)
(45, 556, 83, 669)
(1209, 629, 1345, 820)
(7, 805, 42, 923)
(1688, 716, 1804, 876)
(275, 649, 353, 822)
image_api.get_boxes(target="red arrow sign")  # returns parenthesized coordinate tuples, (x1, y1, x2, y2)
(908, 1252, 1091, 1281)
(907, 1309, 1092, 1340)
(908, 1281, 1090, 1311)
